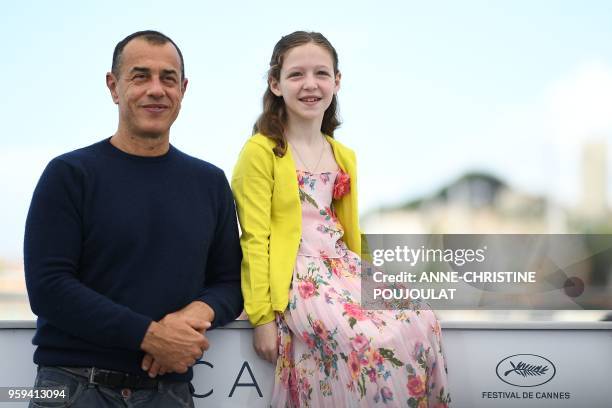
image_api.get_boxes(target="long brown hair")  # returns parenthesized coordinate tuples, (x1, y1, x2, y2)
(253, 31, 342, 157)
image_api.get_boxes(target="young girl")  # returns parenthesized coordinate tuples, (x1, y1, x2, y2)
(232, 31, 451, 407)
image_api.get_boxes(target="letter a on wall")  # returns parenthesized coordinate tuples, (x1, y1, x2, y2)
(228, 361, 263, 397)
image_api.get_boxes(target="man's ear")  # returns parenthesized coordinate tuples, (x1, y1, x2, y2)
(106, 72, 120, 105)
(181, 78, 188, 95)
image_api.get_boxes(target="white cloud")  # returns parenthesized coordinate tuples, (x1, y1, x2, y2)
(545, 61, 612, 145)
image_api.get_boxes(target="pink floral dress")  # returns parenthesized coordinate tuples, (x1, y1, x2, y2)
(271, 170, 451, 407)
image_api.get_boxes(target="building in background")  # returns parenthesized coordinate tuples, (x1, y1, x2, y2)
(0, 258, 32, 320)
(579, 140, 607, 220)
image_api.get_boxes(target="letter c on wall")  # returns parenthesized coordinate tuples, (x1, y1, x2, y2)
(193, 360, 214, 398)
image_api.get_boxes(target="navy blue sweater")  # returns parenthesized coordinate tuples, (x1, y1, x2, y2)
(24, 138, 243, 381)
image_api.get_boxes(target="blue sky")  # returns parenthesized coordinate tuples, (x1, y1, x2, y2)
(1, 1, 612, 258)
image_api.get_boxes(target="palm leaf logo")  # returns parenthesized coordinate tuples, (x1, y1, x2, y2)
(504, 361, 549, 378)
(496, 354, 556, 387)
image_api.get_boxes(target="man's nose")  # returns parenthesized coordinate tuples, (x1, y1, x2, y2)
(147, 76, 165, 98)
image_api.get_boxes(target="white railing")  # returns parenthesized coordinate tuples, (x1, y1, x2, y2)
(1, 321, 611, 407)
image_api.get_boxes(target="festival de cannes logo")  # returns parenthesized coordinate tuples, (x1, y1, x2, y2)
(495, 354, 556, 387)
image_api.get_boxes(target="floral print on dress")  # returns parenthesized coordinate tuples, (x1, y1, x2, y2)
(333, 169, 351, 200)
(271, 170, 451, 407)
(341, 332, 404, 401)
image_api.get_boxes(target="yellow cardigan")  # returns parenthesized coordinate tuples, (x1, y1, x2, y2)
(231, 133, 361, 326)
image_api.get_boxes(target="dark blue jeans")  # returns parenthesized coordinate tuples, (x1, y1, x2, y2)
(29, 366, 194, 408)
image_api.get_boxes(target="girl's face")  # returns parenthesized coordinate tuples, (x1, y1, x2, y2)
(270, 42, 341, 125)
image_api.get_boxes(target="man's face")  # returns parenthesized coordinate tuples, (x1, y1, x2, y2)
(106, 38, 187, 139)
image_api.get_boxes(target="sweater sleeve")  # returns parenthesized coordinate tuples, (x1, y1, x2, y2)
(24, 158, 152, 351)
(197, 170, 243, 328)
(231, 141, 276, 326)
